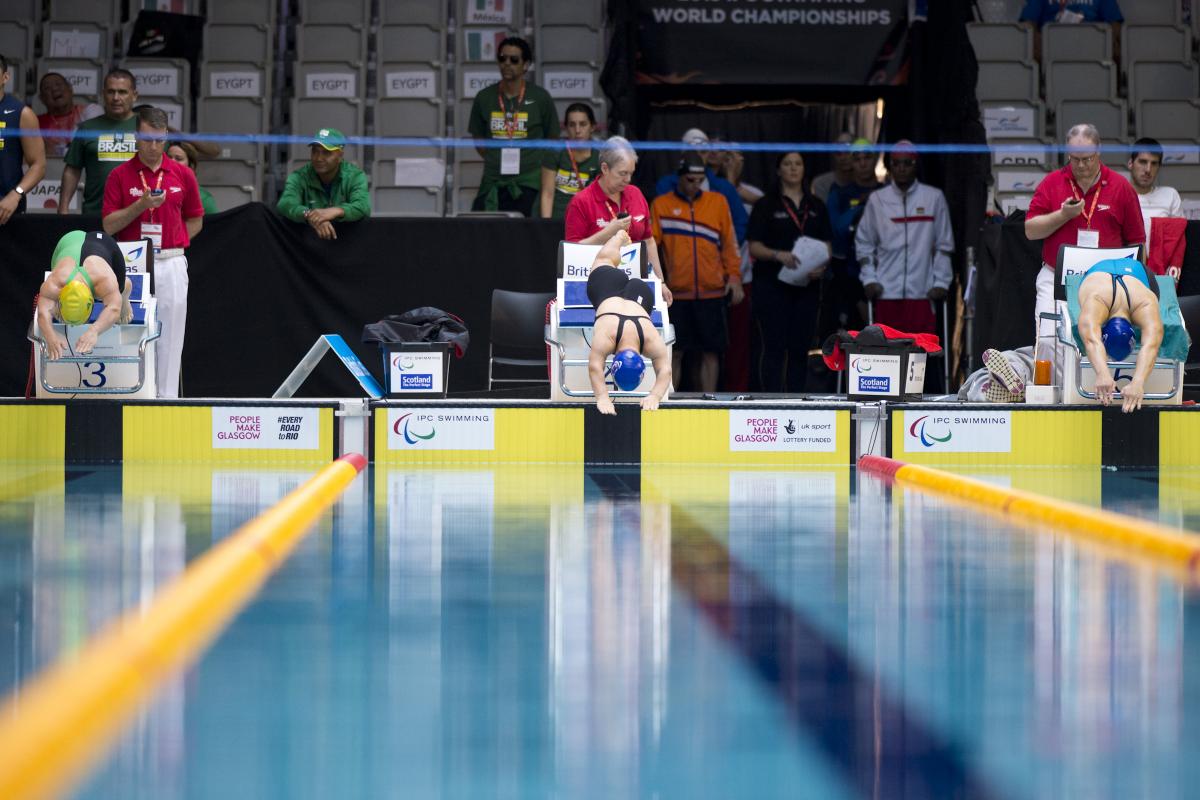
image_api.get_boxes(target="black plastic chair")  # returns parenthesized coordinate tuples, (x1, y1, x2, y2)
(1178, 294, 1200, 391)
(488, 289, 555, 390)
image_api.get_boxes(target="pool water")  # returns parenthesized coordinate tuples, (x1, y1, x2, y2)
(0, 463, 1197, 799)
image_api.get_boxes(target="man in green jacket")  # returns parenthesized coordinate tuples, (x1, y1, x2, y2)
(277, 128, 370, 240)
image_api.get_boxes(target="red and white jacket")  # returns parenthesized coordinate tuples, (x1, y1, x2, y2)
(854, 179, 954, 300)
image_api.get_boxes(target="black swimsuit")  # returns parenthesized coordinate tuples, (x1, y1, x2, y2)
(587, 265, 655, 349)
(594, 311, 650, 350)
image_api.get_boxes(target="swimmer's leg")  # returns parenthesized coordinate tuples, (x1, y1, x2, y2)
(118, 280, 133, 324)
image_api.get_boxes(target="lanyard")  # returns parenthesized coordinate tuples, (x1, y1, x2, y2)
(782, 195, 808, 236)
(1069, 176, 1102, 230)
(565, 145, 585, 190)
(603, 191, 624, 221)
(139, 168, 164, 222)
(497, 81, 526, 139)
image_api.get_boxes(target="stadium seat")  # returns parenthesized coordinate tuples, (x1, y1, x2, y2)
(0, 22, 35, 66)
(1136, 99, 1200, 141)
(122, 58, 191, 130)
(298, 0, 370, 25)
(375, 95, 445, 158)
(378, 24, 445, 66)
(537, 25, 605, 66)
(1158, 165, 1200, 194)
(296, 23, 368, 65)
(976, 61, 1039, 102)
(452, 160, 484, 215)
(379, 0, 447, 27)
(1042, 23, 1112, 62)
(966, 23, 1033, 62)
(990, 139, 1049, 170)
(371, 160, 445, 216)
(1046, 60, 1117, 108)
(1122, 25, 1192, 65)
(43, 21, 109, 61)
(203, 24, 272, 65)
(1129, 61, 1199, 106)
(1121, 0, 1180, 25)
(47, 0, 117, 25)
(1056, 98, 1127, 142)
(982, 102, 1046, 140)
(205, 0, 275, 25)
(993, 167, 1046, 196)
(199, 63, 269, 161)
(205, 184, 258, 210)
(535, 0, 602, 28)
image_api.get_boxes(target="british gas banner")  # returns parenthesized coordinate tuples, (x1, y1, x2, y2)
(636, 0, 908, 86)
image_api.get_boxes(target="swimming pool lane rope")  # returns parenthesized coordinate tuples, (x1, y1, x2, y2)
(0, 453, 367, 800)
(858, 454, 1200, 572)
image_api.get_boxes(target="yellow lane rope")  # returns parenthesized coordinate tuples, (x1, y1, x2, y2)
(0, 453, 367, 800)
(859, 454, 1200, 570)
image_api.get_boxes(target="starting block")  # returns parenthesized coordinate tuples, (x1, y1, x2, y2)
(544, 240, 674, 402)
(27, 239, 161, 398)
(1053, 245, 1188, 406)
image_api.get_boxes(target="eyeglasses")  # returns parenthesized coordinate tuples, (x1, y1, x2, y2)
(497, 54, 523, 64)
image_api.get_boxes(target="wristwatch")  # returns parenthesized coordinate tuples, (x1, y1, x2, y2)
(14, 186, 24, 196)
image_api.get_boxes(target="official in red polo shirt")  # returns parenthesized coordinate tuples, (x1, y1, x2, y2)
(102, 106, 204, 398)
(564, 136, 671, 304)
(1024, 122, 1144, 342)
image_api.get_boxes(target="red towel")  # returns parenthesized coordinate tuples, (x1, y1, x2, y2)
(1148, 217, 1187, 285)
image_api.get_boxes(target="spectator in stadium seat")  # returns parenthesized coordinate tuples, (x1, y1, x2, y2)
(810, 132, 855, 204)
(748, 151, 833, 393)
(1019, 0, 1123, 64)
(166, 141, 217, 215)
(1024, 122, 1144, 341)
(564, 135, 671, 303)
(1127, 136, 1183, 247)
(824, 138, 880, 331)
(468, 36, 557, 216)
(276, 128, 370, 240)
(654, 128, 748, 245)
(651, 153, 743, 393)
(540, 102, 599, 220)
(0, 53, 46, 225)
(855, 140, 954, 337)
(101, 106, 203, 399)
(61, 68, 139, 216)
(36, 71, 102, 157)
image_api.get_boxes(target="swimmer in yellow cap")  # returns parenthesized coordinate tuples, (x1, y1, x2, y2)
(36, 230, 132, 360)
(587, 229, 673, 414)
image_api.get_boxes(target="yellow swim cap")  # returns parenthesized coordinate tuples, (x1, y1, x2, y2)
(59, 279, 94, 325)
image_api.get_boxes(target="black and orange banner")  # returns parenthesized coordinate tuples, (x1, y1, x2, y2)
(636, 0, 909, 86)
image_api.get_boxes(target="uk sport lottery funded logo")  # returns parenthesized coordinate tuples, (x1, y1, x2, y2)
(908, 414, 952, 448)
(393, 412, 436, 445)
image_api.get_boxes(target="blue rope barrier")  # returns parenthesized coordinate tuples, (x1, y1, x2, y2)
(6, 129, 1200, 156)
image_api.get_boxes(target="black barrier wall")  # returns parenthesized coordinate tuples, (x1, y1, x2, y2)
(0, 205, 563, 397)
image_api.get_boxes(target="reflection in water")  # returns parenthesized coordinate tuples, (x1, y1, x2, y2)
(0, 463, 1195, 799)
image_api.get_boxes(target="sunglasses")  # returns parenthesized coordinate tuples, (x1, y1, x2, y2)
(497, 54, 523, 64)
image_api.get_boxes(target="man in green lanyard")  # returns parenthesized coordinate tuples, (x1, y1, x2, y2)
(467, 36, 558, 216)
(276, 128, 371, 240)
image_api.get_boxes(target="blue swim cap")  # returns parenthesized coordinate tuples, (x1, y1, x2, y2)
(1101, 316, 1135, 362)
(609, 349, 645, 391)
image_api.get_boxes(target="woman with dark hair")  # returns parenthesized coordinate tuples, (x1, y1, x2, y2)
(540, 102, 599, 219)
(747, 151, 833, 393)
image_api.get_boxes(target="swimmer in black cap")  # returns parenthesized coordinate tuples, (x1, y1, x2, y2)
(1076, 257, 1163, 412)
(587, 230, 673, 414)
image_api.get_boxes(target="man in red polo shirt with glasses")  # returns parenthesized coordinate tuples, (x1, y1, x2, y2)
(1024, 122, 1144, 343)
(102, 105, 204, 398)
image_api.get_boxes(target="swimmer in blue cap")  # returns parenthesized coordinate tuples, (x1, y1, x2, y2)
(1076, 257, 1163, 412)
(587, 230, 672, 414)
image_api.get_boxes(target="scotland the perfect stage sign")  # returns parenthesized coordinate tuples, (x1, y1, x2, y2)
(388, 351, 445, 394)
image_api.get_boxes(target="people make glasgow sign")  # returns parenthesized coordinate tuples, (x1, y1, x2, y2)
(636, 0, 909, 86)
